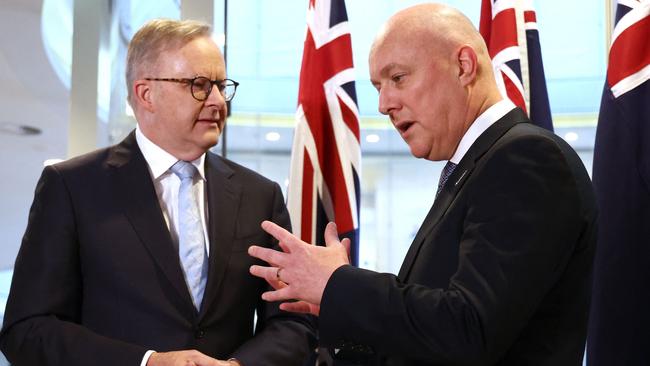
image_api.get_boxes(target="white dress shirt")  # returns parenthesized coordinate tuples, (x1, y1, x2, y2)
(135, 125, 211, 366)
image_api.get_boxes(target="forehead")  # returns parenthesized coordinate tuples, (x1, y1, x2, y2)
(157, 37, 225, 77)
(369, 32, 428, 77)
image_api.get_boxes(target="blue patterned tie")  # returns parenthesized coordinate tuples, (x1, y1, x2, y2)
(170, 161, 207, 310)
(436, 161, 458, 197)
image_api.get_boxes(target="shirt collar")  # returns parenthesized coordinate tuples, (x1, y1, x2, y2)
(135, 125, 206, 181)
(449, 99, 517, 164)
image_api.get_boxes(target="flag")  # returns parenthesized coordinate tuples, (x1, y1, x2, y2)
(480, 0, 553, 130)
(588, 1, 650, 365)
(287, 0, 360, 265)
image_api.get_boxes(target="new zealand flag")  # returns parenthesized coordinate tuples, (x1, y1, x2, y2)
(287, 0, 361, 265)
(480, 0, 553, 130)
(588, 1, 650, 365)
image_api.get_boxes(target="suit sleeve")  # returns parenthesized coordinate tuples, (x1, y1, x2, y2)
(319, 136, 587, 365)
(0, 165, 148, 366)
(230, 182, 317, 366)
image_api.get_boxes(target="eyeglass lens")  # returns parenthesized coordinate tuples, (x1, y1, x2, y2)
(191, 77, 237, 101)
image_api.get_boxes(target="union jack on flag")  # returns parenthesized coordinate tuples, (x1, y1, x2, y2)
(480, 0, 553, 130)
(588, 1, 650, 364)
(287, 0, 361, 264)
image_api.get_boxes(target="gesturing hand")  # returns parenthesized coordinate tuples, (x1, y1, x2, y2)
(147, 350, 237, 366)
(248, 221, 350, 308)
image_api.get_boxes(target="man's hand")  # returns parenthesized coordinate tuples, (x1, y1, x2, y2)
(266, 279, 321, 316)
(147, 350, 237, 366)
(248, 221, 350, 308)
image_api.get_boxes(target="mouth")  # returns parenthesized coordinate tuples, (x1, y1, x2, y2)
(394, 121, 415, 135)
(195, 119, 221, 127)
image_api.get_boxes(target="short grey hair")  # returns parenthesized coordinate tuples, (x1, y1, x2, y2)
(125, 18, 212, 105)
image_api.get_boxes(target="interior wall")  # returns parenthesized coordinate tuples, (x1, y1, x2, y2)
(0, 0, 69, 269)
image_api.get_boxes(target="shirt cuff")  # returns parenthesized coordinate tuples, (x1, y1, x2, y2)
(141, 350, 156, 366)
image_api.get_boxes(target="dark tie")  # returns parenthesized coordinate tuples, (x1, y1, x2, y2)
(436, 161, 458, 197)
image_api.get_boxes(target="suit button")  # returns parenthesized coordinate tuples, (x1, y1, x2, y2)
(195, 329, 205, 339)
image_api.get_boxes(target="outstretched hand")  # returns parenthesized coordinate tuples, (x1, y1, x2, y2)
(249, 221, 351, 312)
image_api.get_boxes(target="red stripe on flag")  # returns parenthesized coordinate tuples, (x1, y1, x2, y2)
(297, 29, 356, 234)
(487, 8, 518, 58)
(338, 96, 360, 141)
(502, 71, 527, 112)
(524, 11, 537, 23)
(479, 0, 493, 44)
(311, 110, 355, 233)
(300, 148, 314, 243)
(607, 16, 650, 88)
(298, 33, 354, 103)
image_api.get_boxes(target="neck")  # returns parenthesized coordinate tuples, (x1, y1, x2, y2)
(466, 87, 503, 125)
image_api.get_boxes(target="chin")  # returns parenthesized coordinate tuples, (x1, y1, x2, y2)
(204, 130, 220, 145)
(408, 144, 430, 160)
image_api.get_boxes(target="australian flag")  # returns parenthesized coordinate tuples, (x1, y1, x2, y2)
(479, 0, 553, 130)
(287, 0, 361, 265)
(588, 1, 650, 365)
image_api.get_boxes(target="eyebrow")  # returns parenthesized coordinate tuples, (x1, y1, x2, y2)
(370, 62, 409, 86)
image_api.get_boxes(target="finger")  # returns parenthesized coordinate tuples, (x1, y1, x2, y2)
(261, 221, 303, 249)
(249, 265, 281, 282)
(248, 245, 286, 266)
(341, 237, 351, 258)
(280, 301, 320, 316)
(261, 220, 293, 242)
(266, 278, 288, 291)
(190, 352, 219, 366)
(261, 286, 294, 302)
(213, 361, 234, 366)
(277, 239, 291, 254)
(324, 221, 341, 247)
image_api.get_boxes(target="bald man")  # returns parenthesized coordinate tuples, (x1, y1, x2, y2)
(248, 3, 597, 365)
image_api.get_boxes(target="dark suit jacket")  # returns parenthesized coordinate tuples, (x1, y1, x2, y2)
(0, 132, 316, 366)
(319, 109, 597, 365)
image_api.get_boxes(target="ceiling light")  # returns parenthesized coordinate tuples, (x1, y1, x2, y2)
(0, 122, 42, 136)
(366, 134, 380, 143)
(265, 132, 281, 142)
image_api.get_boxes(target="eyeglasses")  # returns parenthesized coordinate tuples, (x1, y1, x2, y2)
(145, 77, 239, 102)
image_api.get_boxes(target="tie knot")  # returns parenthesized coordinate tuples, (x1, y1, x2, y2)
(170, 160, 198, 180)
(442, 161, 457, 178)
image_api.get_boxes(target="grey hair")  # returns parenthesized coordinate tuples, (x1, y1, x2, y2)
(125, 18, 212, 105)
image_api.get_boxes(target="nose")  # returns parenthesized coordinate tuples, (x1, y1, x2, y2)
(378, 87, 398, 116)
(204, 86, 227, 109)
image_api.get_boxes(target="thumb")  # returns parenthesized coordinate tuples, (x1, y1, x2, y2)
(323, 222, 340, 247)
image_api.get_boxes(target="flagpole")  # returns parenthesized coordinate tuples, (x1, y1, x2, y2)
(604, 0, 614, 64)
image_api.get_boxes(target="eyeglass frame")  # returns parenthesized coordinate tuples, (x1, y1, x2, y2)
(144, 76, 240, 102)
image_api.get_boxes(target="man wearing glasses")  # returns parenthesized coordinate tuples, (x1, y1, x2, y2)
(0, 19, 316, 366)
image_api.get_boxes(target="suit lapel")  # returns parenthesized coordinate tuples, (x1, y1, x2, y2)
(199, 153, 241, 318)
(107, 132, 196, 313)
(398, 108, 529, 280)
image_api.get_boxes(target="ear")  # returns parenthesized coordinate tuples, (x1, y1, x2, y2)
(457, 45, 478, 87)
(133, 79, 155, 113)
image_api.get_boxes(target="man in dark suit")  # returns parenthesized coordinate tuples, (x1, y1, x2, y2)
(0, 19, 315, 366)
(248, 3, 597, 365)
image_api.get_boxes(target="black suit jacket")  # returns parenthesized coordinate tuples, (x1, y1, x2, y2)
(0, 132, 316, 365)
(319, 109, 597, 365)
